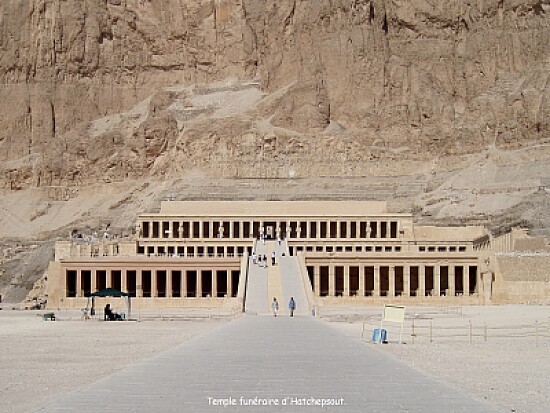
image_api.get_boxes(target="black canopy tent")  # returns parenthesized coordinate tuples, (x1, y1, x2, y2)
(85, 288, 131, 320)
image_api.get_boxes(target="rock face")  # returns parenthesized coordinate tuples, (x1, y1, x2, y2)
(1, 0, 550, 300)
(1, 0, 549, 181)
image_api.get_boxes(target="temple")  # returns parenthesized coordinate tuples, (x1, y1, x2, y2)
(45, 201, 550, 312)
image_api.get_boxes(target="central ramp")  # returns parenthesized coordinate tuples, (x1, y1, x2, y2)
(245, 240, 297, 315)
(244, 241, 268, 315)
(34, 316, 502, 413)
(279, 254, 309, 316)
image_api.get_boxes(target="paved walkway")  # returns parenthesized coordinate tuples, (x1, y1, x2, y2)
(34, 316, 502, 413)
(245, 240, 301, 316)
(279, 255, 309, 316)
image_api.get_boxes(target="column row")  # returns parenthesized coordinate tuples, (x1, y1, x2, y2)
(139, 219, 401, 240)
(137, 244, 253, 257)
(307, 264, 479, 298)
(66, 269, 240, 298)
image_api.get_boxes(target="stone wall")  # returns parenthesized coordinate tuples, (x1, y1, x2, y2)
(493, 254, 550, 303)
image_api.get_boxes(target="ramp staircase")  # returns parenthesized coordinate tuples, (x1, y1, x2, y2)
(244, 239, 312, 316)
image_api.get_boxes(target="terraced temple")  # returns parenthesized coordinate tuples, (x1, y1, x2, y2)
(45, 201, 550, 311)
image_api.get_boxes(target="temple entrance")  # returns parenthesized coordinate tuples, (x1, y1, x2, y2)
(265, 222, 276, 239)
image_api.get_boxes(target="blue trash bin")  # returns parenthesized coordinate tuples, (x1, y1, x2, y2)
(372, 328, 387, 343)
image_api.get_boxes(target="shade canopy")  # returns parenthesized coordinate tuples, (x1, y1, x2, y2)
(87, 288, 129, 297)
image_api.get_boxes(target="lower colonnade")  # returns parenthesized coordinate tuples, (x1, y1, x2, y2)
(304, 262, 478, 298)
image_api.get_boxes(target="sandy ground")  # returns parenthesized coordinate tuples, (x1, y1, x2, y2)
(1, 306, 549, 413)
(324, 305, 550, 413)
(0, 310, 229, 413)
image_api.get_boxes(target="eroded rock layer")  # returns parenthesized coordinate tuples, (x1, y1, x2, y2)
(1, 0, 550, 300)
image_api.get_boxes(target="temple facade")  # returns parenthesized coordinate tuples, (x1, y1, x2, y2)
(45, 201, 550, 311)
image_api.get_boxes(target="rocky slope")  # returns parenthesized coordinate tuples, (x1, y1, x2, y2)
(1, 0, 550, 301)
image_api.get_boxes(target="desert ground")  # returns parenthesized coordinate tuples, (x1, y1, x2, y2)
(0, 305, 549, 413)
(324, 304, 550, 413)
(0, 308, 230, 413)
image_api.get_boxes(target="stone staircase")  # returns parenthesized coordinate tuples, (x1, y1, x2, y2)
(244, 239, 311, 316)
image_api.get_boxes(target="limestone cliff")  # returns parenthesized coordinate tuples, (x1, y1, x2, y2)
(1, 0, 550, 300)
(2, 0, 550, 179)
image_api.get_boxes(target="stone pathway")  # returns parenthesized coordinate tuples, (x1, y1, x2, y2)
(278, 254, 309, 316)
(33, 316, 502, 413)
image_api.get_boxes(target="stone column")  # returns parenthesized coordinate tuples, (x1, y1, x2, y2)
(212, 271, 218, 298)
(229, 221, 234, 239)
(358, 266, 365, 297)
(389, 266, 396, 297)
(419, 266, 426, 297)
(463, 265, 470, 296)
(121, 270, 128, 293)
(449, 265, 456, 297)
(197, 271, 203, 298)
(166, 271, 172, 298)
(286, 220, 292, 239)
(477, 268, 482, 295)
(397, 221, 401, 238)
(376, 221, 381, 238)
(182, 270, 188, 297)
(106, 270, 112, 288)
(76, 270, 82, 297)
(336, 221, 341, 239)
(346, 221, 351, 239)
(328, 265, 336, 297)
(151, 270, 158, 298)
(227, 271, 233, 297)
(314, 266, 321, 297)
(239, 221, 244, 239)
(433, 265, 440, 297)
(199, 220, 204, 238)
(190, 221, 194, 238)
(374, 265, 380, 297)
(344, 266, 350, 296)
(136, 270, 143, 298)
(403, 265, 410, 297)
(209, 221, 214, 239)
(482, 270, 493, 302)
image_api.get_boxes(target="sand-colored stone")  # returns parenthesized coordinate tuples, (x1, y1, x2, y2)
(2, 1, 550, 300)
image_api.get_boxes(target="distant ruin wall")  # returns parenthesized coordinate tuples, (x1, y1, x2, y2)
(493, 254, 550, 303)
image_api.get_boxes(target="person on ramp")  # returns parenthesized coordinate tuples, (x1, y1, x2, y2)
(288, 297, 296, 317)
(272, 297, 279, 317)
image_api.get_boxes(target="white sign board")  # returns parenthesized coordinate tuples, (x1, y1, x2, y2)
(378, 305, 406, 344)
(383, 305, 405, 323)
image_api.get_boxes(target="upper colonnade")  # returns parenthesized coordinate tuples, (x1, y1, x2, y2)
(136, 200, 412, 241)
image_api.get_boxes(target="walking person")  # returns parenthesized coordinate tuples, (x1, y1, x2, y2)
(271, 251, 276, 266)
(288, 297, 296, 317)
(272, 297, 279, 317)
